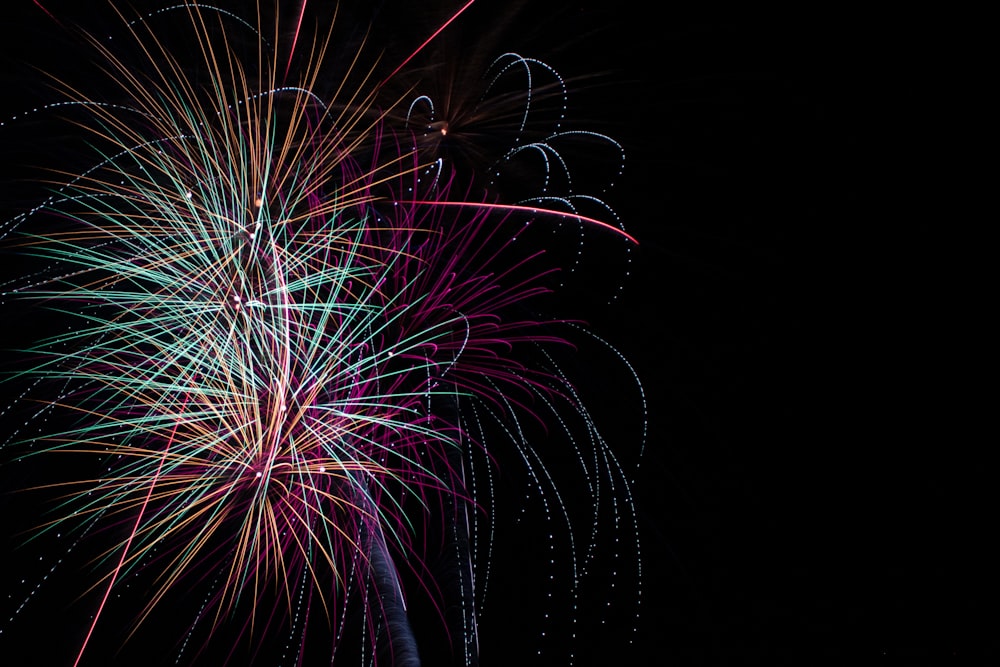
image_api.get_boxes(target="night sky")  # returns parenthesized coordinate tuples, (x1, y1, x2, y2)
(1, 2, 988, 666)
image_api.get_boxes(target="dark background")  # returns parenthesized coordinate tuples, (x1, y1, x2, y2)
(1, 1, 986, 665)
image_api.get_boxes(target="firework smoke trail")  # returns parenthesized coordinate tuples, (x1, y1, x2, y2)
(1, 2, 645, 665)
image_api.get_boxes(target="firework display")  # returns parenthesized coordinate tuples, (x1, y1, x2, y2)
(1, 2, 644, 665)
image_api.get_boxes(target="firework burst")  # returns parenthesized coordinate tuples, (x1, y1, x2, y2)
(1, 2, 644, 665)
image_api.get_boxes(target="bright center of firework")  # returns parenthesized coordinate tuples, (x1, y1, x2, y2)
(242, 456, 304, 504)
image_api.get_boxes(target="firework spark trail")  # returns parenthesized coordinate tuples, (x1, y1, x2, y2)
(376, 0, 479, 90)
(30, 1, 60, 25)
(72, 397, 186, 667)
(1, 2, 645, 665)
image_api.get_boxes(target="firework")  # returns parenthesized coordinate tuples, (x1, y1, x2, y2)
(1, 2, 644, 665)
